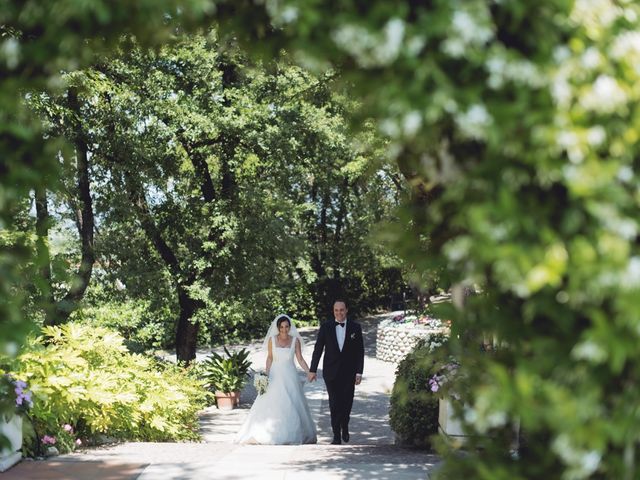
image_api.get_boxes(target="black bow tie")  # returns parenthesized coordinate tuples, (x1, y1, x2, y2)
(335, 322, 345, 328)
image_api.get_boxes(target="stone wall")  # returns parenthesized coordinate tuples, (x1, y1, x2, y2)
(376, 322, 448, 363)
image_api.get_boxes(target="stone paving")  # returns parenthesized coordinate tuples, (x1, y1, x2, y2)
(5, 312, 440, 479)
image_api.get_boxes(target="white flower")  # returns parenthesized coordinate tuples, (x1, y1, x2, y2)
(586, 126, 606, 146)
(453, 10, 492, 45)
(552, 433, 602, 479)
(280, 6, 298, 23)
(379, 118, 401, 138)
(332, 18, 405, 67)
(617, 165, 633, 182)
(1, 38, 20, 70)
(382, 18, 405, 62)
(580, 47, 601, 70)
(406, 35, 426, 56)
(402, 111, 422, 137)
(580, 75, 627, 113)
(623, 256, 640, 288)
(442, 7, 493, 58)
(571, 0, 620, 29)
(486, 52, 545, 89)
(551, 74, 572, 107)
(611, 31, 640, 59)
(571, 340, 607, 363)
(265, 1, 298, 25)
(553, 46, 572, 63)
(452, 11, 476, 36)
(456, 104, 492, 140)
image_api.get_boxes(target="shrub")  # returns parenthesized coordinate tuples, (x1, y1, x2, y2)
(70, 300, 174, 352)
(198, 287, 317, 348)
(7, 323, 209, 455)
(389, 334, 449, 449)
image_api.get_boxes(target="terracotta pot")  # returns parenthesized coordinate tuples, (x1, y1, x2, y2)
(214, 391, 236, 410)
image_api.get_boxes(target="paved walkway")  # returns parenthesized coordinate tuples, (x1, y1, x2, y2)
(5, 312, 440, 479)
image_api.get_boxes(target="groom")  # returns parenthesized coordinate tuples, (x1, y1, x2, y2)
(308, 299, 365, 445)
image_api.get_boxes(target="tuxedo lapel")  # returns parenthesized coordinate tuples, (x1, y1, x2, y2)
(328, 321, 339, 351)
(343, 321, 353, 351)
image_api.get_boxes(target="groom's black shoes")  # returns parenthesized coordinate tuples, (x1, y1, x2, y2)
(341, 429, 350, 443)
(331, 435, 342, 445)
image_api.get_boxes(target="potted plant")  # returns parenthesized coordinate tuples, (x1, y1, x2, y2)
(0, 374, 33, 472)
(428, 362, 470, 442)
(201, 347, 251, 410)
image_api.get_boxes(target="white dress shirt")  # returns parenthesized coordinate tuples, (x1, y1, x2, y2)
(335, 318, 347, 351)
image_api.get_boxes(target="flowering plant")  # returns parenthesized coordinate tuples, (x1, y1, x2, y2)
(253, 373, 268, 395)
(428, 362, 461, 398)
(40, 424, 83, 453)
(387, 312, 448, 329)
(0, 373, 33, 417)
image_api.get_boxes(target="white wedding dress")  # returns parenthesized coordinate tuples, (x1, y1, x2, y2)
(235, 336, 317, 444)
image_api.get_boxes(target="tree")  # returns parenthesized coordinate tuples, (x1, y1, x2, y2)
(34, 32, 400, 361)
(0, 0, 215, 357)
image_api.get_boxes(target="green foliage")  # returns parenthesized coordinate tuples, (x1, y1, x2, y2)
(8, 323, 208, 453)
(26, 32, 403, 359)
(195, 285, 317, 347)
(0, 0, 216, 359)
(201, 347, 251, 394)
(389, 334, 448, 449)
(206, 1, 640, 477)
(70, 300, 174, 352)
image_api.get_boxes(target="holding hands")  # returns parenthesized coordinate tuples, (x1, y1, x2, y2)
(307, 372, 317, 382)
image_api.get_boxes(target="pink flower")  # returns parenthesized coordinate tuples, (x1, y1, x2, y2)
(63, 424, 74, 433)
(42, 435, 56, 445)
(75, 439, 82, 447)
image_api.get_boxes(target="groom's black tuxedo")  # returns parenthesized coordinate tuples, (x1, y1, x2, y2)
(310, 319, 365, 442)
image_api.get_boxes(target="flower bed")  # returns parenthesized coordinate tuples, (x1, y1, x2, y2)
(376, 313, 449, 363)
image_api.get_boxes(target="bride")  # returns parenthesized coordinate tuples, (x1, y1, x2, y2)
(235, 314, 317, 444)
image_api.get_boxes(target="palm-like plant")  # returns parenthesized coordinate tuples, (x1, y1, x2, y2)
(201, 347, 252, 394)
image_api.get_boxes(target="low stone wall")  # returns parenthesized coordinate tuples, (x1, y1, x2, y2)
(376, 322, 448, 363)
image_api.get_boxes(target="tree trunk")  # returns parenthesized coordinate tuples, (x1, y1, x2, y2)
(51, 101, 96, 323)
(123, 170, 200, 363)
(175, 287, 201, 363)
(41, 88, 96, 325)
(34, 187, 56, 324)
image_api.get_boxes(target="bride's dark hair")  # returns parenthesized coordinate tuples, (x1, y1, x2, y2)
(276, 316, 291, 328)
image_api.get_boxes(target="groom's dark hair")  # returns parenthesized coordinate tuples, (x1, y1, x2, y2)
(333, 298, 348, 308)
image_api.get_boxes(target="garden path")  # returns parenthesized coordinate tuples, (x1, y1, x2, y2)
(5, 312, 440, 479)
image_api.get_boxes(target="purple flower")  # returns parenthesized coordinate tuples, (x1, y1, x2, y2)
(63, 424, 74, 433)
(428, 375, 440, 392)
(6, 376, 33, 410)
(42, 435, 56, 445)
(75, 439, 82, 447)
